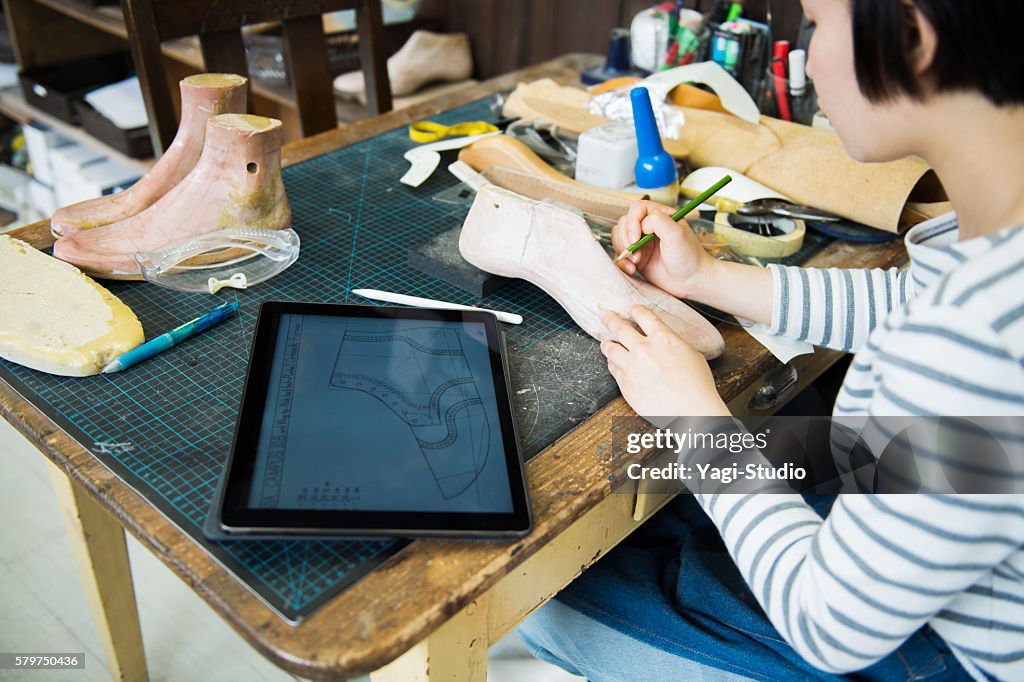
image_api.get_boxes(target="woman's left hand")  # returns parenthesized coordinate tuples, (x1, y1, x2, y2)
(601, 305, 730, 418)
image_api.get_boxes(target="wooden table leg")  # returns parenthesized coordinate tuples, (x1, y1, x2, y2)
(485, 491, 649, 642)
(370, 597, 487, 682)
(46, 462, 148, 682)
(371, 489, 656, 681)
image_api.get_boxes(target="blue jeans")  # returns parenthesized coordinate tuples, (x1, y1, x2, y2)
(517, 495, 971, 682)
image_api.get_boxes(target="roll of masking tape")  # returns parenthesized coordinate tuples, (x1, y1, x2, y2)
(713, 212, 805, 258)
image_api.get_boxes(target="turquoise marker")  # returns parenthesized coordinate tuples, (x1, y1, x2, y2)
(724, 38, 741, 74)
(102, 301, 239, 373)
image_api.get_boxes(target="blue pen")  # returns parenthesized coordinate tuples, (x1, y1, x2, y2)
(102, 301, 239, 373)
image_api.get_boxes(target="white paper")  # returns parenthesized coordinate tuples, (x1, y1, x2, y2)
(0, 63, 19, 89)
(399, 131, 500, 187)
(642, 61, 761, 124)
(84, 77, 149, 130)
(743, 322, 815, 363)
(682, 166, 792, 204)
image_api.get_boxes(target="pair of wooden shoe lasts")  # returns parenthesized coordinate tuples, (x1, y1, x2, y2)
(51, 74, 291, 279)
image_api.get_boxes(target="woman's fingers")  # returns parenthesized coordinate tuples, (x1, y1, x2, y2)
(602, 307, 680, 348)
(629, 304, 672, 339)
(600, 341, 629, 385)
(600, 339, 627, 364)
(623, 201, 652, 243)
(640, 211, 689, 248)
(619, 200, 677, 247)
(601, 310, 644, 348)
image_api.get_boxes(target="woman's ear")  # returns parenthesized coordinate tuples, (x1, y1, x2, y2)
(902, 0, 938, 78)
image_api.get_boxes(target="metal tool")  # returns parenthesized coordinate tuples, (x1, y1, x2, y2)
(735, 198, 841, 222)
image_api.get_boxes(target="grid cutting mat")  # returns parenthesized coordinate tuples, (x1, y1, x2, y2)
(0, 96, 831, 622)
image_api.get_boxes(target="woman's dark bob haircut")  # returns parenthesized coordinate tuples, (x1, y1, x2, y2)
(851, 0, 1024, 106)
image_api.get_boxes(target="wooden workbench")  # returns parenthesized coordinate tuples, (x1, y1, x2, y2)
(0, 53, 907, 681)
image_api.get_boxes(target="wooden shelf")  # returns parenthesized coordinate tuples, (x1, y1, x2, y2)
(0, 85, 154, 173)
(3, 0, 428, 144)
(26, 0, 298, 108)
(30, 0, 128, 40)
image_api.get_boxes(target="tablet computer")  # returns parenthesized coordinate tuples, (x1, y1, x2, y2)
(206, 301, 531, 540)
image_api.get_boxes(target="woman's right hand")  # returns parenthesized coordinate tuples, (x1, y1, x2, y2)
(612, 200, 715, 299)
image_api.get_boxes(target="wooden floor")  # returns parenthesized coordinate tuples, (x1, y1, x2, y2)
(0, 417, 578, 682)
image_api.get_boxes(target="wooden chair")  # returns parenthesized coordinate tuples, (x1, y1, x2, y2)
(121, 0, 393, 153)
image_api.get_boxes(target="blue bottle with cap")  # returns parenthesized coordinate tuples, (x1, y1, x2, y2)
(630, 87, 678, 205)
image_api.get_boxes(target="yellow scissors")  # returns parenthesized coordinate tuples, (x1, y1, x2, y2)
(408, 120, 499, 143)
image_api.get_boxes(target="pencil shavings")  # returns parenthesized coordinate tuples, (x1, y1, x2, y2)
(0, 235, 143, 376)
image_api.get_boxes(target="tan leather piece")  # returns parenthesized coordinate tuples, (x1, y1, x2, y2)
(677, 108, 943, 232)
(458, 136, 654, 219)
(674, 107, 782, 170)
(481, 168, 635, 223)
(501, 80, 944, 231)
(519, 97, 609, 131)
(503, 78, 592, 120)
(902, 200, 954, 225)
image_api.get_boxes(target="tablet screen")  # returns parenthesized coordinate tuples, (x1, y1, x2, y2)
(211, 302, 530, 539)
(250, 313, 513, 514)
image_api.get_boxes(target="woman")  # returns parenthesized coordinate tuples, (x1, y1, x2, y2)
(518, 0, 1024, 680)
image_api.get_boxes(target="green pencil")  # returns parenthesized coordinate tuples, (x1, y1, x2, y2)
(614, 174, 733, 263)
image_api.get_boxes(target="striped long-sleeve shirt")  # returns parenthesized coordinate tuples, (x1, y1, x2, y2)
(693, 214, 1024, 680)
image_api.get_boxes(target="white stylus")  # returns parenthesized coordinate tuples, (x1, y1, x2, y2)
(351, 289, 523, 325)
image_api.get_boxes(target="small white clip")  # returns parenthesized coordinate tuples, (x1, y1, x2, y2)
(208, 272, 248, 294)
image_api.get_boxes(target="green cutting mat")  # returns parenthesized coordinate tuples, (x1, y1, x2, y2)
(0, 96, 831, 622)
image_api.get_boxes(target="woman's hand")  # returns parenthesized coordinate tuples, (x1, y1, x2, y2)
(612, 201, 716, 300)
(601, 306, 729, 418)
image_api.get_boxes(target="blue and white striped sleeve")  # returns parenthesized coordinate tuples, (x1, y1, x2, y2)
(767, 265, 910, 353)
(695, 492, 1024, 675)
(868, 302, 1024, 417)
(688, 297, 1024, 676)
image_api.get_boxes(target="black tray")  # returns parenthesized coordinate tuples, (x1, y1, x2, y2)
(73, 100, 153, 159)
(19, 53, 134, 124)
